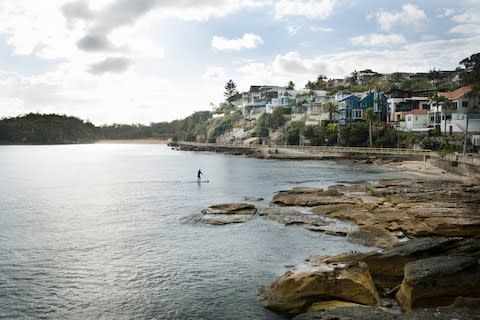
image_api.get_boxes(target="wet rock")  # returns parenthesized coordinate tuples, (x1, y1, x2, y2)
(396, 256, 480, 311)
(257, 261, 381, 315)
(258, 207, 327, 226)
(201, 203, 256, 215)
(194, 203, 256, 225)
(271, 187, 352, 207)
(346, 226, 399, 248)
(243, 196, 264, 201)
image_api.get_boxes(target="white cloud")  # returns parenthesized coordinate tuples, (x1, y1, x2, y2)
(271, 36, 480, 79)
(450, 24, 480, 35)
(351, 33, 407, 47)
(374, 4, 427, 32)
(287, 25, 301, 36)
(436, 8, 456, 18)
(211, 33, 264, 51)
(274, 0, 336, 19)
(203, 66, 225, 80)
(309, 26, 333, 32)
(450, 10, 480, 35)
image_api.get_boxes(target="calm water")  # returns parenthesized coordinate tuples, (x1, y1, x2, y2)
(0, 144, 406, 319)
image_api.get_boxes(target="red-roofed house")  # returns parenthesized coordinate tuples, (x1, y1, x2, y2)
(429, 86, 480, 137)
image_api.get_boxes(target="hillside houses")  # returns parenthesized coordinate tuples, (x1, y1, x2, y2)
(225, 81, 480, 145)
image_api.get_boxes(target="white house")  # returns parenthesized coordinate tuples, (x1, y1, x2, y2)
(402, 109, 430, 132)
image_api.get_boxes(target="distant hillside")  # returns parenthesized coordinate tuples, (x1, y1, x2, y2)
(0, 113, 97, 144)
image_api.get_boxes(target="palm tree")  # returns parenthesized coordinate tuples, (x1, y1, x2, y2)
(363, 107, 376, 147)
(431, 93, 448, 135)
(324, 102, 338, 123)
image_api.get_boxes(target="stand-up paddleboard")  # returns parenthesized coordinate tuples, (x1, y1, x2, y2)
(196, 179, 210, 183)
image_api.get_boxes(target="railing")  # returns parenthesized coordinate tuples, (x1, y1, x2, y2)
(176, 141, 431, 155)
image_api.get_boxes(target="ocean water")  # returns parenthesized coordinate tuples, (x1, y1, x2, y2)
(0, 144, 406, 319)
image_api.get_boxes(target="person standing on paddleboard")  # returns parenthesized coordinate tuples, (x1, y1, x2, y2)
(197, 169, 203, 180)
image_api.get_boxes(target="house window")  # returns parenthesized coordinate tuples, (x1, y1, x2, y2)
(451, 101, 457, 110)
(415, 116, 418, 121)
(462, 101, 468, 108)
(407, 115, 412, 122)
(353, 110, 362, 118)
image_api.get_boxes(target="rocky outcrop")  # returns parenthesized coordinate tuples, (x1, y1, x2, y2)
(190, 203, 257, 225)
(396, 256, 480, 311)
(346, 226, 399, 249)
(292, 305, 480, 320)
(271, 179, 480, 239)
(257, 261, 381, 315)
(258, 207, 328, 226)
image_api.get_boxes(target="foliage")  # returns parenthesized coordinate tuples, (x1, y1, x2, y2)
(302, 123, 337, 145)
(339, 122, 368, 147)
(286, 81, 295, 90)
(283, 121, 304, 145)
(459, 52, 480, 85)
(0, 113, 96, 144)
(224, 79, 238, 99)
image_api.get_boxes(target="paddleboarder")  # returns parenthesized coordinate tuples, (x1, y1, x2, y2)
(197, 169, 203, 180)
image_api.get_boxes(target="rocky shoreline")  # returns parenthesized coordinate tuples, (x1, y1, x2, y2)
(189, 176, 479, 319)
(179, 144, 480, 319)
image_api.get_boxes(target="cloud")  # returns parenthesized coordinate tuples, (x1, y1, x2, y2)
(203, 66, 225, 80)
(274, 0, 336, 19)
(374, 3, 427, 32)
(436, 8, 455, 18)
(88, 57, 133, 74)
(77, 33, 122, 52)
(271, 36, 480, 78)
(287, 25, 301, 36)
(211, 33, 264, 51)
(351, 33, 407, 47)
(309, 26, 333, 32)
(61, 0, 93, 23)
(450, 10, 480, 35)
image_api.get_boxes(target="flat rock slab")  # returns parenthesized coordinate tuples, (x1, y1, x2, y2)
(346, 226, 399, 249)
(257, 261, 381, 315)
(258, 207, 327, 226)
(396, 256, 480, 311)
(201, 203, 257, 215)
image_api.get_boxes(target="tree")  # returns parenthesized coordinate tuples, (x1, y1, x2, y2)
(224, 79, 238, 99)
(363, 107, 376, 147)
(286, 81, 295, 90)
(459, 53, 480, 85)
(431, 94, 449, 136)
(323, 102, 338, 123)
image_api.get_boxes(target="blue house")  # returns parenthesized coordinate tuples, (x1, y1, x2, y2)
(358, 91, 388, 122)
(338, 94, 360, 125)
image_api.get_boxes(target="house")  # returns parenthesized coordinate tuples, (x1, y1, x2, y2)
(402, 109, 430, 132)
(431, 86, 480, 135)
(358, 91, 388, 122)
(240, 85, 285, 118)
(385, 89, 431, 126)
(338, 94, 360, 125)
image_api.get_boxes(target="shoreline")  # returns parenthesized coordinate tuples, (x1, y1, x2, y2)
(95, 138, 168, 144)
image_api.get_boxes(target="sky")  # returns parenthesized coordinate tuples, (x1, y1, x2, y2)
(0, 0, 479, 125)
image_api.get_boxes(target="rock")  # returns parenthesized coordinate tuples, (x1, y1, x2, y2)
(257, 261, 381, 315)
(396, 256, 480, 311)
(201, 203, 257, 215)
(316, 237, 459, 288)
(271, 188, 352, 207)
(306, 300, 365, 313)
(346, 226, 399, 248)
(193, 203, 257, 225)
(291, 305, 480, 320)
(258, 207, 327, 226)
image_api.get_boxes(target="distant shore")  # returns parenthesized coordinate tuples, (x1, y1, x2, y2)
(95, 139, 168, 144)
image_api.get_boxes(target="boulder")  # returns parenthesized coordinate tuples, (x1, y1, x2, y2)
(316, 237, 459, 288)
(257, 261, 381, 315)
(346, 226, 399, 248)
(396, 256, 480, 311)
(193, 203, 257, 225)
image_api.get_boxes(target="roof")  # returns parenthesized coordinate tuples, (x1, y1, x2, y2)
(438, 86, 472, 100)
(406, 109, 428, 115)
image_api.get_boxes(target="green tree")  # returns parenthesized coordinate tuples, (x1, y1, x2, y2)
(459, 52, 480, 85)
(224, 79, 238, 99)
(363, 107, 376, 147)
(323, 102, 338, 123)
(286, 81, 295, 90)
